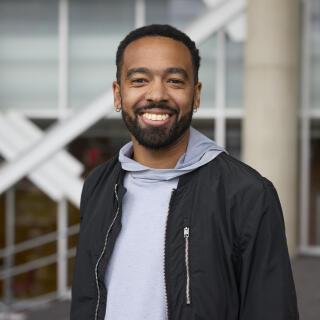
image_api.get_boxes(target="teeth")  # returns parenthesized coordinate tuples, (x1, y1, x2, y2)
(142, 113, 169, 121)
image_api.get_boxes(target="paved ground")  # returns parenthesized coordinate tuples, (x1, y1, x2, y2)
(292, 256, 320, 320)
(3, 255, 320, 320)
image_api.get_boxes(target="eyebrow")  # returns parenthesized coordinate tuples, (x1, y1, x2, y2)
(126, 67, 189, 80)
(165, 67, 189, 80)
(126, 67, 150, 79)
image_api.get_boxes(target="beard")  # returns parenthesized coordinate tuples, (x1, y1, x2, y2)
(121, 102, 193, 150)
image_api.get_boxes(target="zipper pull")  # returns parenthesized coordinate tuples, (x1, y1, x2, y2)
(183, 226, 191, 305)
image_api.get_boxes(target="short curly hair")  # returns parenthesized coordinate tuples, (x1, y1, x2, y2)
(116, 24, 201, 84)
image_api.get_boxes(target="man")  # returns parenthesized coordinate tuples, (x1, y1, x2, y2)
(70, 24, 299, 320)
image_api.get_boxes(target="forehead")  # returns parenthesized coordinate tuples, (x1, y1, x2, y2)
(121, 36, 193, 74)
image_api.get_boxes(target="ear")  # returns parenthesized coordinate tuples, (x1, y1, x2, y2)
(112, 81, 121, 110)
(193, 82, 202, 111)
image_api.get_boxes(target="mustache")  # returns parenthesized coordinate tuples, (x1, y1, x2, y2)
(134, 103, 178, 115)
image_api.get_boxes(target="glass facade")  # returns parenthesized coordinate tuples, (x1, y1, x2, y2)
(310, 0, 320, 108)
(310, 120, 320, 245)
(226, 119, 241, 160)
(146, 0, 207, 29)
(226, 34, 244, 108)
(305, 0, 320, 247)
(69, 0, 135, 109)
(0, 0, 247, 113)
(198, 35, 217, 109)
(0, 0, 59, 110)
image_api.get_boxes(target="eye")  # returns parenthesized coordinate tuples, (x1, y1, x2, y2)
(132, 78, 147, 83)
(169, 79, 183, 84)
(168, 78, 185, 87)
(130, 78, 148, 87)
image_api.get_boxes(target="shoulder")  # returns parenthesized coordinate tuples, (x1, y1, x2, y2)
(210, 153, 283, 244)
(84, 155, 119, 186)
(204, 152, 271, 196)
(202, 153, 279, 229)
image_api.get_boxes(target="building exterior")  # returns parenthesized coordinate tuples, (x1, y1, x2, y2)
(0, 0, 319, 313)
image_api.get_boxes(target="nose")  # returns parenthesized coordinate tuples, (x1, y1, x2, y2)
(145, 79, 169, 103)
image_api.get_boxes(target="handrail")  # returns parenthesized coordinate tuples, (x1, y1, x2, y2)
(0, 224, 79, 258)
(0, 248, 76, 280)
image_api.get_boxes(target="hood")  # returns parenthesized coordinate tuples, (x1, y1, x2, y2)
(119, 127, 225, 181)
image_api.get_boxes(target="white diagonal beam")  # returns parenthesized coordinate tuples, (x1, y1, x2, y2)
(7, 112, 83, 177)
(0, 91, 114, 196)
(185, 0, 246, 45)
(0, 115, 83, 206)
(0, 120, 63, 201)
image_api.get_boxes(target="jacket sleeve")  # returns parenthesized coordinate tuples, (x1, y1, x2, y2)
(238, 180, 299, 320)
(70, 176, 97, 320)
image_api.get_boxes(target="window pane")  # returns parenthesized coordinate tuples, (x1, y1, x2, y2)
(199, 35, 217, 109)
(69, 0, 135, 109)
(192, 119, 215, 140)
(226, 119, 241, 160)
(146, 0, 207, 30)
(226, 35, 244, 108)
(0, 0, 58, 110)
(310, 0, 320, 108)
(310, 120, 320, 245)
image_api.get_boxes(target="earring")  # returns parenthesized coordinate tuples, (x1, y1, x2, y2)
(115, 107, 121, 112)
(193, 107, 198, 113)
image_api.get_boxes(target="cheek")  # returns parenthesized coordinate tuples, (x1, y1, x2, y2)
(171, 91, 194, 111)
(121, 88, 146, 108)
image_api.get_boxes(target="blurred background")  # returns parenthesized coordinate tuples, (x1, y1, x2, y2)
(0, 0, 319, 319)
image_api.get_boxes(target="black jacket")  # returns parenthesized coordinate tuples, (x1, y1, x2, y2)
(70, 152, 299, 320)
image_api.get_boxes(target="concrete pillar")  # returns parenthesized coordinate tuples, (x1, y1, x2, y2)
(243, 0, 300, 255)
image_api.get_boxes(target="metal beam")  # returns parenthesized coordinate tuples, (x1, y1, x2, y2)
(57, 198, 68, 298)
(7, 112, 83, 177)
(215, 29, 227, 147)
(58, 0, 69, 119)
(0, 224, 79, 258)
(0, 114, 83, 206)
(185, 0, 246, 45)
(4, 188, 15, 309)
(0, 248, 76, 280)
(135, 0, 146, 28)
(299, 0, 311, 249)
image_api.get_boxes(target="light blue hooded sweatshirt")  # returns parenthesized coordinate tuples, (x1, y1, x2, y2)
(104, 127, 225, 320)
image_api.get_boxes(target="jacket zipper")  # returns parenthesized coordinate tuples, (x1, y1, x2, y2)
(184, 226, 191, 305)
(94, 184, 120, 320)
(163, 189, 176, 320)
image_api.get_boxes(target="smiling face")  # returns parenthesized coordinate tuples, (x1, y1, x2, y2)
(113, 36, 201, 150)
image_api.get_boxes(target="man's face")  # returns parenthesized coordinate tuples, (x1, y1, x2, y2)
(113, 36, 201, 149)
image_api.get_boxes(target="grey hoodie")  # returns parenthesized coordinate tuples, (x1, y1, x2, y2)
(119, 127, 225, 180)
(104, 127, 224, 320)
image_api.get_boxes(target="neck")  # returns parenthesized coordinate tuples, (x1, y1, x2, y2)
(131, 129, 190, 169)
